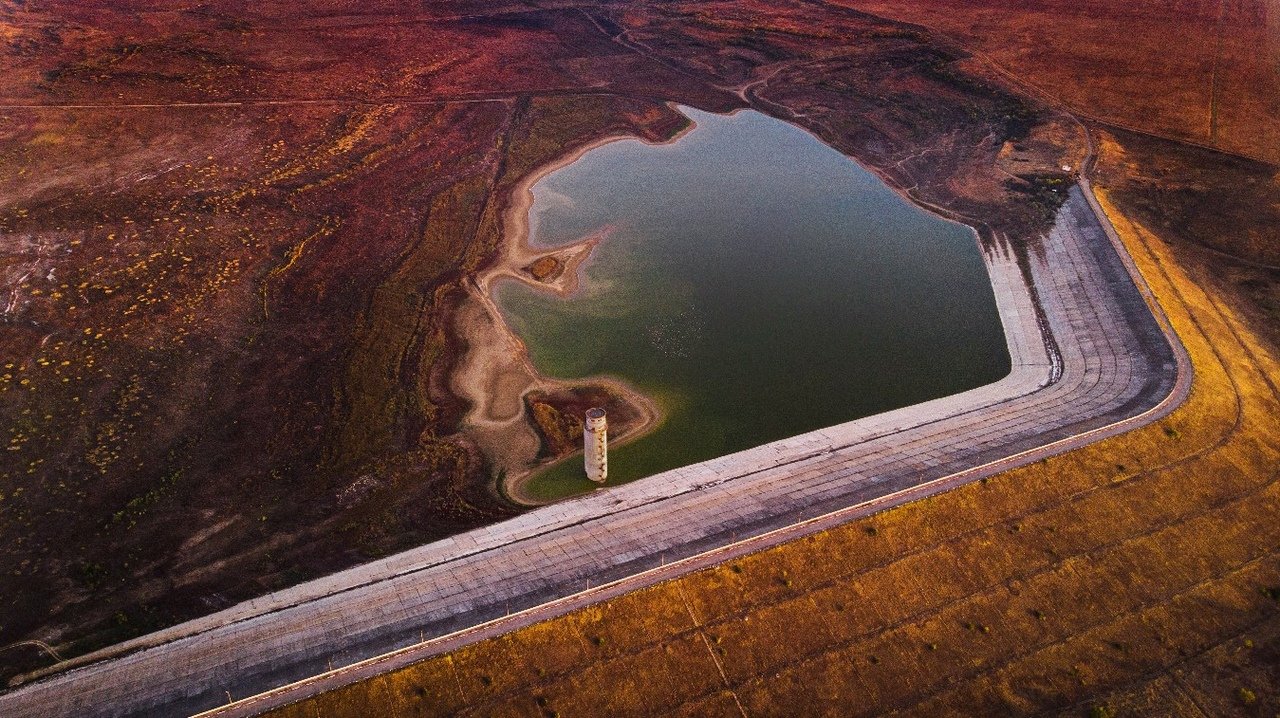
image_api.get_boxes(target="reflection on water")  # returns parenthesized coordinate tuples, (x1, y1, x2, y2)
(497, 107, 1010, 500)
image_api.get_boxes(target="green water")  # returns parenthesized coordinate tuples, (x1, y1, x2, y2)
(497, 107, 1010, 501)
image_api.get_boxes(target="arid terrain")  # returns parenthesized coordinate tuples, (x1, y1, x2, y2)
(269, 1, 1278, 716)
(1, 0, 1277, 712)
(0, 0, 1082, 678)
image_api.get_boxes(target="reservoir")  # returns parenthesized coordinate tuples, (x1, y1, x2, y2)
(496, 107, 1010, 501)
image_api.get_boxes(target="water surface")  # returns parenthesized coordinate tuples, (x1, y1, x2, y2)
(497, 107, 1010, 500)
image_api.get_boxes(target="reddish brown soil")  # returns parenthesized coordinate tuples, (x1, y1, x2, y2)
(838, 0, 1280, 164)
(522, 256, 564, 283)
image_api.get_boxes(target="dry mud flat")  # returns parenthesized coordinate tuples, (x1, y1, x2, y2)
(450, 130, 666, 503)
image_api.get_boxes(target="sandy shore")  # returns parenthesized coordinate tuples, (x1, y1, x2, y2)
(450, 132, 670, 507)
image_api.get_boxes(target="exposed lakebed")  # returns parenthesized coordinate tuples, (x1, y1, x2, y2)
(496, 107, 1010, 501)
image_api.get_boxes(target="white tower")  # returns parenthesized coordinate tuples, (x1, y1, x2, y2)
(584, 407, 607, 483)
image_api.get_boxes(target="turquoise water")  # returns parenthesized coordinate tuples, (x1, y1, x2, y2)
(497, 107, 1010, 500)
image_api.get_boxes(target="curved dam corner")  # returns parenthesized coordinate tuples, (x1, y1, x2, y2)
(0, 165, 1192, 718)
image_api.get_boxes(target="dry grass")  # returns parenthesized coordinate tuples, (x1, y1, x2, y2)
(838, 0, 1280, 165)
(264, 167, 1280, 715)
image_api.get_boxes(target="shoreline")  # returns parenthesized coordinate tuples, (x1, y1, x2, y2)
(452, 125, 696, 507)
(453, 102, 1017, 508)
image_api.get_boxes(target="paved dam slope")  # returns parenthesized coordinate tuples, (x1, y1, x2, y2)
(0, 186, 1188, 717)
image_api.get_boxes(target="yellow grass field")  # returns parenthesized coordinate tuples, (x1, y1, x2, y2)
(263, 137, 1280, 716)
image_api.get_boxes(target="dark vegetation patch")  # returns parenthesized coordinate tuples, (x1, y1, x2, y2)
(524, 384, 645, 462)
(1099, 128, 1280, 351)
